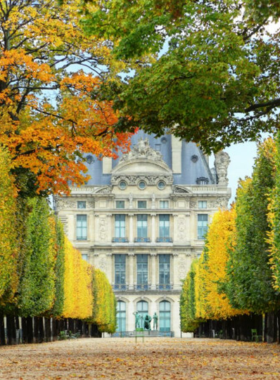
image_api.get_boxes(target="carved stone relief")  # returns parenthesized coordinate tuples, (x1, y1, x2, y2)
(99, 217, 108, 241)
(173, 186, 190, 194)
(98, 256, 108, 272)
(190, 201, 197, 208)
(178, 259, 188, 280)
(209, 197, 228, 208)
(176, 217, 186, 241)
(87, 200, 95, 209)
(120, 138, 163, 162)
(111, 174, 173, 186)
(55, 198, 95, 210)
(55, 199, 76, 210)
(95, 186, 112, 194)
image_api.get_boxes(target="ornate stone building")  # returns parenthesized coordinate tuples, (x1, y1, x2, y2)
(55, 131, 231, 337)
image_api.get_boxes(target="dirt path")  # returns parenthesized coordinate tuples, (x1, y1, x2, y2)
(0, 338, 280, 379)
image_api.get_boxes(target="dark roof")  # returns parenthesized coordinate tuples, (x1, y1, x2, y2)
(84, 130, 215, 185)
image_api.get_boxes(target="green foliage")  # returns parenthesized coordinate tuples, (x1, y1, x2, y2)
(0, 147, 18, 305)
(180, 260, 200, 332)
(83, 0, 280, 153)
(226, 139, 280, 313)
(268, 131, 280, 290)
(18, 198, 56, 317)
(89, 269, 116, 333)
(47, 218, 65, 318)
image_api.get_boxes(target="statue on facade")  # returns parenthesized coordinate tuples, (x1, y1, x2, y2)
(120, 138, 162, 162)
(214, 151, 230, 186)
(133, 312, 141, 330)
(152, 312, 158, 330)
(144, 314, 152, 331)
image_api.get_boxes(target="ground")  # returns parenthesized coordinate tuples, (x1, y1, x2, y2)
(0, 338, 280, 379)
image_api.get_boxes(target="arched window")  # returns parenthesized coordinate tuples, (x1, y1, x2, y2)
(137, 301, 148, 329)
(159, 301, 171, 332)
(117, 301, 126, 332)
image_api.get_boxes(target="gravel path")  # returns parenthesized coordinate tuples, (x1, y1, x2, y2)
(0, 338, 280, 379)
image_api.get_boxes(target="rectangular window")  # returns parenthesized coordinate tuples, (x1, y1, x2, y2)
(137, 215, 148, 238)
(76, 215, 87, 240)
(159, 255, 170, 289)
(138, 201, 147, 209)
(77, 201, 86, 209)
(115, 215, 125, 238)
(160, 200, 169, 209)
(197, 214, 208, 239)
(116, 200, 125, 209)
(137, 254, 148, 290)
(115, 254, 126, 290)
(198, 201, 207, 209)
(159, 215, 170, 238)
(82, 254, 88, 262)
(155, 144, 161, 151)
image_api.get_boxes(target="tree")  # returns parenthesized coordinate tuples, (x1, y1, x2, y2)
(0, 147, 18, 305)
(267, 132, 280, 291)
(0, 0, 134, 196)
(18, 198, 56, 317)
(83, 0, 280, 153)
(198, 207, 246, 320)
(62, 237, 93, 320)
(226, 139, 280, 313)
(180, 260, 200, 332)
(47, 217, 65, 318)
(90, 269, 116, 333)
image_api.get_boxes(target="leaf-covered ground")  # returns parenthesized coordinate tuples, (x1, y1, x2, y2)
(0, 338, 280, 379)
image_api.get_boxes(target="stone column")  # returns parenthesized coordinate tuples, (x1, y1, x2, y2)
(172, 253, 179, 290)
(127, 299, 135, 331)
(151, 213, 156, 243)
(94, 214, 99, 242)
(129, 214, 134, 243)
(128, 253, 134, 290)
(150, 253, 157, 290)
(106, 253, 113, 284)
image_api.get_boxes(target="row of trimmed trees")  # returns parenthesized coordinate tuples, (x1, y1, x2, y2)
(181, 135, 280, 342)
(0, 147, 116, 344)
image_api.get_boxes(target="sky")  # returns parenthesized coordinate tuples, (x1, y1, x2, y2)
(211, 141, 258, 204)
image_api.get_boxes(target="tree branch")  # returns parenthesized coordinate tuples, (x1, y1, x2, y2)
(245, 98, 280, 112)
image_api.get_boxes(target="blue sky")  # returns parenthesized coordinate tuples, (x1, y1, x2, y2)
(223, 142, 257, 204)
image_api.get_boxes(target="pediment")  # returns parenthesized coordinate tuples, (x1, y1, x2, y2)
(113, 160, 171, 175)
(112, 138, 172, 176)
(94, 186, 112, 194)
(173, 186, 192, 194)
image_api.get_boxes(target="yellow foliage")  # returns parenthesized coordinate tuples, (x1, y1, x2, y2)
(62, 237, 92, 319)
(195, 208, 247, 320)
(92, 269, 116, 332)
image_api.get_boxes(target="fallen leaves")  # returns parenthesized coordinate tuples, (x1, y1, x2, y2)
(0, 338, 280, 379)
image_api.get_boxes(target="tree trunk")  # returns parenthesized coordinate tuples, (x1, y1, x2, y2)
(266, 312, 276, 343)
(0, 315, 5, 346)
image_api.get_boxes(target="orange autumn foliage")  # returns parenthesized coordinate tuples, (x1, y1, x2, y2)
(0, 0, 135, 196)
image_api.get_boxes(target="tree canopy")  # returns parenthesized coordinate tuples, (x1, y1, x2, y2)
(0, 0, 134, 196)
(83, 0, 280, 153)
(225, 139, 279, 313)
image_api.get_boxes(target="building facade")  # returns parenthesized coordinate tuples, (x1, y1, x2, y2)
(55, 131, 231, 337)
